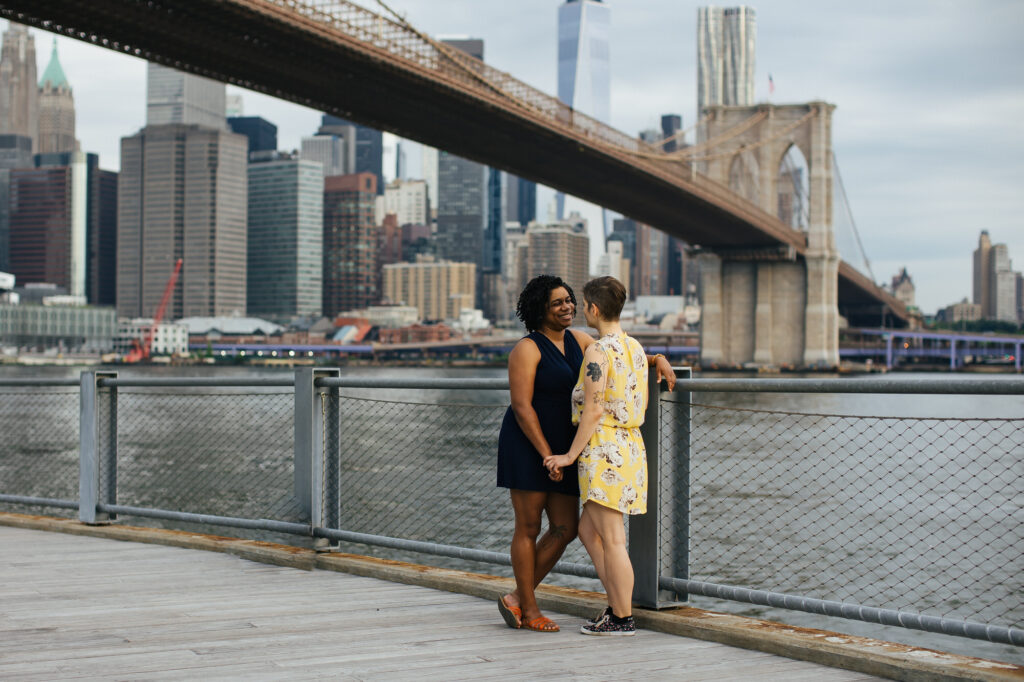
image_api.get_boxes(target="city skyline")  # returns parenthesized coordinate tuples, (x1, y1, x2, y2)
(1, 1, 1022, 314)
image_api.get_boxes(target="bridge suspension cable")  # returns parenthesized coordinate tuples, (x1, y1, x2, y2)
(832, 151, 876, 282)
(675, 108, 818, 163)
(649, 113, 712, 150)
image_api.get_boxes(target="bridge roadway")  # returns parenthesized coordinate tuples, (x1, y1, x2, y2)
(0, 523, 891, 681)
(0, 0, 907, 324)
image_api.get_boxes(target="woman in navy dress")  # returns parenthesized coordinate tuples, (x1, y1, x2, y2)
(496, 275, 584, 633)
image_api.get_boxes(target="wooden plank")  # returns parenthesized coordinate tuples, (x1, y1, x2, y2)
(0, 526, 880, 681)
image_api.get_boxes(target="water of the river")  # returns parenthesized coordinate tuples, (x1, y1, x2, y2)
(0, 364, 1020, 664)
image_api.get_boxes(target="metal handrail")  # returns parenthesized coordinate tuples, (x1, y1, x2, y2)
(673, 377, 1024, 394)
(2, 370, 1021, 651)
(0, 378, 80, 387)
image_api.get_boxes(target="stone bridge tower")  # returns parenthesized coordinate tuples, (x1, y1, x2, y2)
(696, 102, 839, 368)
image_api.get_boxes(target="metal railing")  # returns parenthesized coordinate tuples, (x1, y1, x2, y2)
(1, 370, 1021, 653)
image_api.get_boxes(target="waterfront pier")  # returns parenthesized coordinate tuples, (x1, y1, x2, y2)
(1, 369, 1022, 677)
(8, 520, 1021, 681)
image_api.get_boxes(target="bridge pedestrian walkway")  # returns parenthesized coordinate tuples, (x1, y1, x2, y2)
(0, 526, 881, 681)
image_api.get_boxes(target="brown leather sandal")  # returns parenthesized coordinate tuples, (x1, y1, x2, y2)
(521, 615, 559, 632)
(498, 595, 522, 629)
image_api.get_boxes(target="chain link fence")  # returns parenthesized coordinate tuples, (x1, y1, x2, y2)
(107, 389, 301, 523)
(677, 398, 1023, 628)
(0, 387, 79, 516)
(323, 390, 592, 570)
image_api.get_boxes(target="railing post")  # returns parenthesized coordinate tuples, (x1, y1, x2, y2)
(294, 367, 340, 548)
(79, 370, 117, 524)
(671, 366, 696, 602)
(631, 365, 668, 608)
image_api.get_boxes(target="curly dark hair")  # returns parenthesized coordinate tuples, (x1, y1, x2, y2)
(516, 275, 576, 332)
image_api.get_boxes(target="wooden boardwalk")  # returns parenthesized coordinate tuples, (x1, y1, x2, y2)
(0, 526, 882, 681)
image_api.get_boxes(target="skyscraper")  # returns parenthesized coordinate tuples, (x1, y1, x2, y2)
(436, 148, 487, 267)
(8, 151, 98, 300)
(557, 0, 611, 259)
(37, 39, 76, 155)
(301, 134, 352, 178)
(118, 124, 248, 319)
(505, 175, 537, 227)
(697, 6, 756, 115)
(972, 230, 1021, 321)
(435, 37, 504, 318)
(990, 243, 1017, 323)
(609, 217, 670, 297)
(247, 153, 323, 321)
(661, 114, 682, 151)
(320, 115, 383, 194)
(527, 217, 590, 314)
(420, 145, 439, 217)
(322, 172, 378, 317)
(972, 230, 992, 316)
(0, 133, 32, 272)
(91, 169, 117, 307)
(228, 116, 277, 156)
(146, 63, 226, 129)
(0, 23, 38, 151)
(378, 179, 428, 227)
(558, 1, 610, 124)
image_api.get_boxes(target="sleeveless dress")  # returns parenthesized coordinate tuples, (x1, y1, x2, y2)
(496, 331, 582, 495)
(571, 332, 649, 514)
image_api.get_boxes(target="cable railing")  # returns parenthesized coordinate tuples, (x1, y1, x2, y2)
(1, 370, 1021, 658)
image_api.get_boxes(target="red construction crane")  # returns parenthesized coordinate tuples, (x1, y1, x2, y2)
(125, 258, 183, 363)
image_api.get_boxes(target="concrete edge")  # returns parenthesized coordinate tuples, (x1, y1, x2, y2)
(2, 512, 1020, 682)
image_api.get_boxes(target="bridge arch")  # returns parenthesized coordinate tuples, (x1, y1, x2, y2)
(776, 142, 809, 231)
(697, 103, 840, 367)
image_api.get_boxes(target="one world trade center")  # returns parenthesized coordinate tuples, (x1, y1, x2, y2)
(557, 0, 611, 263)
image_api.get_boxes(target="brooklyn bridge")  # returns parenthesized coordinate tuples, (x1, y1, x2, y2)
(0, 0, 911, 367)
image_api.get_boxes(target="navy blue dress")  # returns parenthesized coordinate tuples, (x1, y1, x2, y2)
(497, 330, 582, 495)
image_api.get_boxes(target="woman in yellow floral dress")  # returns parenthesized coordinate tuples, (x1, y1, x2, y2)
(545, 276, 656, 637)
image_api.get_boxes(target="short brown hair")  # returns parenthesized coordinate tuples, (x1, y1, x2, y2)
(583, 276, 626, 321)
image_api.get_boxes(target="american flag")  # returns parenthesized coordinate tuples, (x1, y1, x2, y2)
(768, 74, 775, 95)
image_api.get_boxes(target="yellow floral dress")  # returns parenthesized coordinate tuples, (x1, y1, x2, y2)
(571, 333, 648, 514)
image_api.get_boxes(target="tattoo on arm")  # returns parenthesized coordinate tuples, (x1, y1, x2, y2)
(586, 361, 602, 381)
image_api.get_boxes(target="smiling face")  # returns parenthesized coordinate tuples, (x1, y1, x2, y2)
(542, 286, 575, 331)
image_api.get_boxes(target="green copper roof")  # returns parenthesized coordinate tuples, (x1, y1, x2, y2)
(39, 39, 69, 89)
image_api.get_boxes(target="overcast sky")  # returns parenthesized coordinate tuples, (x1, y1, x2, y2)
(19, 0, 1024, 314)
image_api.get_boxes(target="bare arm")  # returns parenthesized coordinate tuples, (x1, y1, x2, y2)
(507, 338, 553, 459)
(544, 343, 608, 471)
(571, 329, 674, 392)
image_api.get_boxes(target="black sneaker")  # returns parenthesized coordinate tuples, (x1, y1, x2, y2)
(580, 612, 636, 636)
(587, 605, 612, 625)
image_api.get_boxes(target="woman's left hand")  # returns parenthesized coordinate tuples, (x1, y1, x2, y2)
(654, 355, 676, 392)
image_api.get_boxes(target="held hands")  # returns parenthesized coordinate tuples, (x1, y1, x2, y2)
(544, 454, 574, 480)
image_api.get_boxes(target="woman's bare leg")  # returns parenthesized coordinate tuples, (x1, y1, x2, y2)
(577, 503, 607, 588)
(507, 489, 547, 621)
(584, 501, 632, 617)
(506, 492, 578, 615)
